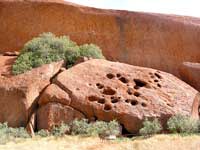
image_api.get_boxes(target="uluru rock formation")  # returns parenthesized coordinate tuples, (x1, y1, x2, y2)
(0, 0, 199, 134)
(0, 0, 199, 82)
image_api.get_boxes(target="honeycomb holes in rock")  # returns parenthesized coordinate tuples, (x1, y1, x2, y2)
(119, 77, 129, 84)
(88, 95, 106, 104)
(96, 83, 104, 89)
(103, 104, 112, 111)
(102, 87, 116, 95)
(106, 73, 115, 79)
(111, 97, 120, 103)
(133, 79, 148, 88)
(154, 72, 162, 79)
(125, 99, 138, 106)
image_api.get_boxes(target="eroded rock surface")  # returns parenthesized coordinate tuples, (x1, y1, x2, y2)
(37, 103, 85, 130)
(52, 59, 199, 133)
(0, 60, 64, 127)
(0, 0, 199, 79)
(179, 62, 200, 92)
(0, 56, 17, 77)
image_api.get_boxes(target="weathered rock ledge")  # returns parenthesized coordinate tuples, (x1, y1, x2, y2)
(1, 56, 198, 134)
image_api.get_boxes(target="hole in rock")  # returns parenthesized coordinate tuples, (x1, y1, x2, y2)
(125, 99, 130, 103)
(150, 75, 155, 78)
(157, 83, 162, 88)
(88, 83, 92, 86)
(116, 73, 121, 78)
(134, 79, 148, 88)
(104, 104, 112, 111)
(98, 98, 105, 104)
(131, 100, 138, 106)
(154, 73, 162, 79)
(134, 92, 141, 97)
(141, 102, 147, 107)
(127, 88, 133, 95)
(88, 96, 99, 102)
(149, 72, 153, 75)
(134, 85, 140, 90)
(96, 83, 104, 89)
(154, 79, 159, 82)
(167, 103, 172, 107)
(119, 77, 129, 84)
(76, 88, 80, 91)
(111, 98, 119, 103)
(106, 73, 115, 79)
(102, 87, 116, 95)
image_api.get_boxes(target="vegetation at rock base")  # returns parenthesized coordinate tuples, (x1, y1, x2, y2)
(139, 118, 162, 136)
(167, 114, 200, 134)
(12, 32, 105, 75)
(0, 122, 30, 144)
(70, 119, 120, 136)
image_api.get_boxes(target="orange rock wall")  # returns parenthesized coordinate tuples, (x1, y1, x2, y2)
(0, 0, 200, 77)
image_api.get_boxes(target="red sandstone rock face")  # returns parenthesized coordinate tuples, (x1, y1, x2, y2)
(52, 59, 199, 133)
(0, 0, 199, 80)
(0, 60, 64, 127)
(37, 102, 85, 130)
(38, 84, 71, 106)
(179, 62, 200, 91)
(0, 56, 17, 77)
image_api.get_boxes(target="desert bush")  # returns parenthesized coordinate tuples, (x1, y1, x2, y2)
(70, 119, 90, 135)
(139, 118, 162, 136)
(12, 32, 80, 74)
(79, 44, 105, 59)
(51, 123, 70, 137)
(0, 122, 30, 144)
(12, 33, 105, 74)
(70, 119, 120, 136)
(167, 114, 199, 134)
(36, 129, 50, 137)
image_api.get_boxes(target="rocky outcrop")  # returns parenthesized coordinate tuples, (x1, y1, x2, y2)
(0, 56, 199, 133)
(0, 0, 199, 81)
(0, 56, 17, 77)
(0, 60, 64, 127)
(179, 62, 200, 91)
(37, 103, 85, 130)
(51, 59, 198, 133)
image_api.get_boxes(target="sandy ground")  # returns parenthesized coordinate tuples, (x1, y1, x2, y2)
(0, 134, 200, 150)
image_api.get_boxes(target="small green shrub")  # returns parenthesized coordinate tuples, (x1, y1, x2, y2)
(79, 44, 105, 59)
(0, 122, 30, 144)
(70, 119, 90, 135)
(139, 118, 162, 136)
(70, 119, 120, 136)
(88, 120, 120, 136)
(36, 129, 50, 137)
(167, 114, 199, 134)
(12, 33, 105, 75)
(51, 123, 70, 137)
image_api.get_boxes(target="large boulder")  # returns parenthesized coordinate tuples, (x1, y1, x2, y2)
(0, 60, 64, 127)
(179, 62, 200, 92)
(0, 0, 199, 79)
(52, 59, 199, 133)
